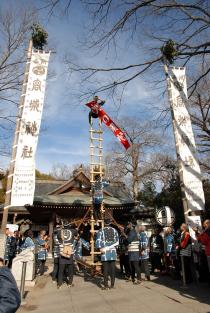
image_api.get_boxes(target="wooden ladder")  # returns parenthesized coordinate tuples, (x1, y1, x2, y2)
(89, 117, 105, 265)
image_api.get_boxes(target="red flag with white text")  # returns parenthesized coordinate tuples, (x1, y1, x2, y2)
(86, 100, 131, 150)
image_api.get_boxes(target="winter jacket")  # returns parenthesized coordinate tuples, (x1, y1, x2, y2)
(164, 234, 175, 254)
(0, 266, 21, 313)
(198, 229, 210, 256)
(20, 237, 35, 251)
(180, 231, 191, 257)
(139, 232, 149, 260)
(149, 234, 164, 254)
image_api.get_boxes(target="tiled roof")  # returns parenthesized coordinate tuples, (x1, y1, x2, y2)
(34, 179, 67, 196)
(34, 193, 133, 206)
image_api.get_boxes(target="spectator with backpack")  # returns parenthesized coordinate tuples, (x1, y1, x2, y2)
(57, 220, 77, 289)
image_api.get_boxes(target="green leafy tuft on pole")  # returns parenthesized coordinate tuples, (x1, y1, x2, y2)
(31, 24, 48, 50)
(161, 39, 178, 64)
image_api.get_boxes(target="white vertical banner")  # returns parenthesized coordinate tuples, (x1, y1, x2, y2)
(169, 67, 205, 212)
(11, 50, 50, 206)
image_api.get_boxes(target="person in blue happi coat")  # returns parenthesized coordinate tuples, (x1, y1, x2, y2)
(96, 219, 119, 290)
(57, 220, 77, 289)
(35, 230, 48, 276)
(92, 174, 109, 221)
(139, 225, 150, 281)
(74, 233, 90, 261)
(52, 225, 61, 283)
(127, 223, 141, 284)
(74, 232, 90, 272)
(4, 228, 16, 268)
(149, 227, 164, 274)
(20, 229, 35, 251)
(163, 227, 175, 274)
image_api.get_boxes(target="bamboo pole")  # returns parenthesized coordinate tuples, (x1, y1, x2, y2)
(1, 39, 33, 233)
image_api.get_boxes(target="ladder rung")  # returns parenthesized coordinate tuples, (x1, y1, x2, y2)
(90, 252, 101, 255)
(90, 162, 103, 165)
(89, 130, 103, 134)
(90, 174, 103, 176)
(91, 137, 103, 141)
(90, 145, 103, 148)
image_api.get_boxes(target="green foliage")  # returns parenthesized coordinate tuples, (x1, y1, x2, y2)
(31, 24, 48, 50)
(35, 170, 54, 180)
(138, 181, 157, 207)
(161, 39, 178, 64)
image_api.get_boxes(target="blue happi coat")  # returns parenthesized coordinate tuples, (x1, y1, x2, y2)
(35, 236, 47, 260)
(74, 238, 89, 259)
(164, 234, 175, 254)
(127, 228, 140, 261)
(96, 226, 119, 261)
(92, 179, 109, 204)
(139, 232, 149, 260)
(4, 236, 12, 261)
(20, 237, 35, 251)
(53, 230, 60, 259)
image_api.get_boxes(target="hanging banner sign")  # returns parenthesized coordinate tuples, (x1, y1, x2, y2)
(187, 215, 202, 240)
(11, 50, 50, 206)
(169, 67, 205, 211)
(86, 100, 131, 150)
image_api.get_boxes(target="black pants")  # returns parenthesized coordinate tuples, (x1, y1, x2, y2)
(58, 263, 74, 286)
(93, 203, 101, 221)
(150, 253, 163, 272)
(181, 256, 193, 283)
(103, 261, 116, 288)
(119, 254, 130, 277)
(130, 260, 141, 281)
(52, 258, 59, 281)
(139, 259, 150, 278)
(37, 260, 46, 276)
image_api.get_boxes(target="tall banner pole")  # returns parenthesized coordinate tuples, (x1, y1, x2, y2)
(1, 40, 33, 233)
(164, 60, 205, 222)
(164, 61, 189, 222)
